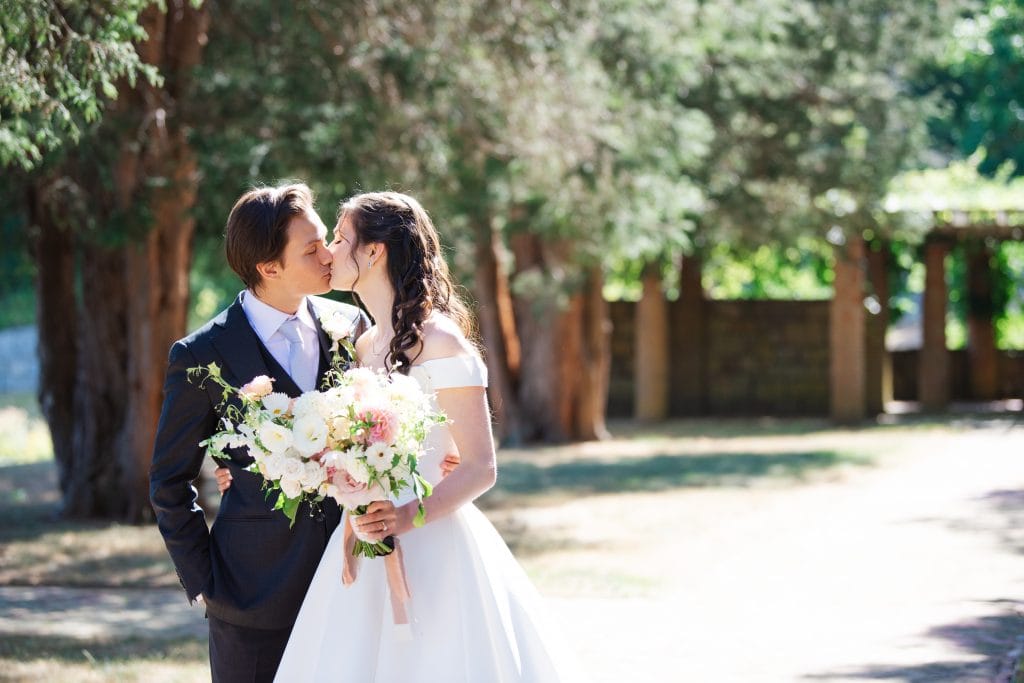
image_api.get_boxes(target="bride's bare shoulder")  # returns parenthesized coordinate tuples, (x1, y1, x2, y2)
(416, 313, 476, 364)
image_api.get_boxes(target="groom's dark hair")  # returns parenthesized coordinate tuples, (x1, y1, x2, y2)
(225, 183, 315, 291)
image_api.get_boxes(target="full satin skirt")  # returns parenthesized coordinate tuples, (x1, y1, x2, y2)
(274, 504, 581, 682)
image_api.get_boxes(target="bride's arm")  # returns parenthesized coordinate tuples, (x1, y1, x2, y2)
(397, 385, 497, 532)
(393, 384, 496, 533)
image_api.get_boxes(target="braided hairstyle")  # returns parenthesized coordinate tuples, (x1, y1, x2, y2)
(340, 191, 475, 374)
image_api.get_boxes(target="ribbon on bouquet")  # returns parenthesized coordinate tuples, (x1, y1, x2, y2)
(341, 515, 412, 625)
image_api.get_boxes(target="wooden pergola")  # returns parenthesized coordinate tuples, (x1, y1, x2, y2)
(629, 209, 1023, 423)
(831, 210, 1024, 420)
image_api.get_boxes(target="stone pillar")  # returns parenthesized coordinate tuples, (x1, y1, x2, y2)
(670, 253, 706, 415)
(830, 236, 866, 422)
(919, 236, 950, 411)
(967, 243, 999, 400)
(866, 243, 892, 413)
(635, 262, 669, 420)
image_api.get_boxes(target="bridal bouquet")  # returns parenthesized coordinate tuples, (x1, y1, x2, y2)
(189, 363, 445, 542)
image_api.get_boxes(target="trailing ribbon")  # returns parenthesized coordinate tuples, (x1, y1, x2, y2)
(341, 514, 412, 624)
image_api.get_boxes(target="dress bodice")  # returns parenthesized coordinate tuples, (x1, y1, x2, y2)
(408, 354, 488, 394)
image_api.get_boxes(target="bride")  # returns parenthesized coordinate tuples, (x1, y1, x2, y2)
(271, 191, 581, 681)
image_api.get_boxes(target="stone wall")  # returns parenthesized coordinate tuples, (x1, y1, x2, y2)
(609, 299, 838, 416)
(891, 349, 1024, 401)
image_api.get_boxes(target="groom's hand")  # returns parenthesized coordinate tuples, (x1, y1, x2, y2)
(214, 467, 232, 494)
(441, 452, 460, 478)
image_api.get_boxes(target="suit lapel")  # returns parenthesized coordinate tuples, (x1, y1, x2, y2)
(211, 294, 303, 397)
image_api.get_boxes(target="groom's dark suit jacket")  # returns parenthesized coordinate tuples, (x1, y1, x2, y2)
(150, 293, 368, 630)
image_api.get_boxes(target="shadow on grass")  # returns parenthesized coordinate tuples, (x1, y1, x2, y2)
(482, 449, 871, 508)
(604, 413, 1024, 442)
(0, 634, 206, 664)
(979, 489, 1024, 558)
(804, 601, 1024, 682)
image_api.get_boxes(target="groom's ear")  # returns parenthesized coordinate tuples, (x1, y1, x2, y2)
(256, 258, 283, 283)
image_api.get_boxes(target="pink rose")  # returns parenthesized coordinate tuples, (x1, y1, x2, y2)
(240, 375, 274, 399)
(331, 468, 368, 494)
(358, 406, 398, 444)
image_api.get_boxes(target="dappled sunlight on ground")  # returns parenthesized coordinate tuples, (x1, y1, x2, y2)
(2, 414, 1024, 681)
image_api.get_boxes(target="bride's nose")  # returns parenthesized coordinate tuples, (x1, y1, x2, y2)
(318, 242, 333, 265)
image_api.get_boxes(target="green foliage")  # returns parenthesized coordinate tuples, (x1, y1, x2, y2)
(0, 0, 158, 170)
(885, 156, 1024, 213)
(0, 208, 34, 328)
(701, 239, 834, 300)
(924, 0, 1024, 177)
(994, 241, 1024, 348)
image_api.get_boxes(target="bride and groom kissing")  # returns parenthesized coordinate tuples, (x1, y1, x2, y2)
(149, 184, 579, 682)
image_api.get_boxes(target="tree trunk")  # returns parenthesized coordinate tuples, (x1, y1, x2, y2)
(510, 234, 610, 442)
(31, 1, 208, 521)
(510, 232, 565, 441)
(29, 180, 77, 499)
(472, 218, 524, 444)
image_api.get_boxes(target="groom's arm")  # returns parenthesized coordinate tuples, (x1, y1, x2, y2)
(150, 340, 218, 603)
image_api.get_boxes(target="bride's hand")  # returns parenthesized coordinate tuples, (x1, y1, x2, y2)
(351, 500, 399, 541)
(215, 466, 232, 494)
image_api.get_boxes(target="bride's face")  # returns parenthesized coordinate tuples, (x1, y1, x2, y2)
(328, 215, 376, 292)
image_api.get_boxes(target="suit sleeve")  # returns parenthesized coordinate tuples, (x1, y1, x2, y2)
(149, 340, 217, 602)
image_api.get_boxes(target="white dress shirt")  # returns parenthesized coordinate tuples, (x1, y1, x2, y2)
(240, 290, 320, 390)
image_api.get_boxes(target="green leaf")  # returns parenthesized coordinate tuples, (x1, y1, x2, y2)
(281, 495, 301, 527)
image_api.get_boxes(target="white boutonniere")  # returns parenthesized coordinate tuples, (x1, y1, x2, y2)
(317, 308, 359, 371)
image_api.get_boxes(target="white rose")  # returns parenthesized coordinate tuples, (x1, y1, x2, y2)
(281, 454, 304, 480)
(328, 414, 353, 445)
(292, 391, 325, 419)
(279, 477, 302, 499)
(343, 448, 371, 485)
(300, 460, 325, 490)
(320, 449, 344, 470)
(261, 392, 292, 418)
(292, 414, 328, 457)
(264, 452, 287, 479)
(258, 421, 293, 455)
(320, 310, 355, 340)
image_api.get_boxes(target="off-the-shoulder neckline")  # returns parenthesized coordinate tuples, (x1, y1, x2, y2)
(409, 354, 481, 370)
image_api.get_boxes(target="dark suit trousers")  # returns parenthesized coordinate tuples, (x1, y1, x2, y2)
(209, 615, 293, 683)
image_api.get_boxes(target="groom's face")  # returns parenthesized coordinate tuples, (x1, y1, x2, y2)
(266, 210, 333, 297)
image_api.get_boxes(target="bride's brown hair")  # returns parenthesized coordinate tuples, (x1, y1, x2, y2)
(339, 191, 476, 373)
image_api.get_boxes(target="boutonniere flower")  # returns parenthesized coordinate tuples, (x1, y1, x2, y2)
(320, 309, 356, 344)
(317, 308, 359, 371)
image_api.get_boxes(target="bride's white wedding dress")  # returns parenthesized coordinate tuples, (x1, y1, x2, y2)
(275, 355, 581, 682)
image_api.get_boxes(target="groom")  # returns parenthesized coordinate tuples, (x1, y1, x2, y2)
(150, 183, 367, 682)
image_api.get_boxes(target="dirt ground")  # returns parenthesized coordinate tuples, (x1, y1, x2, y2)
(2, 416, 1023, 682)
